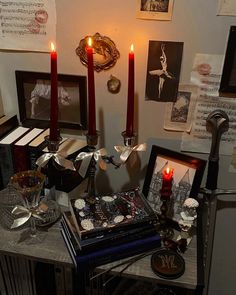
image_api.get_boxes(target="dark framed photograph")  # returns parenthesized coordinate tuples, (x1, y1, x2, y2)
(15, 71, 87, 130)
(220, 26, 236, 94)
(145, 40, 183, 102)
(142, 145, 206, 221)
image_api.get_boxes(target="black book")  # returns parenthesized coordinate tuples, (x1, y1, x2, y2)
(0, 115, 18, 139)
(69, 187, 157, 240)
(61, 225, 161, 270)
(62, 211, 157, 254)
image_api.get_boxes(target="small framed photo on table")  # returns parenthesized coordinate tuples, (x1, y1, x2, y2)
(15, 71, 87, 130)
(220, 26, 236, 94)
(142, 145, 206, 221)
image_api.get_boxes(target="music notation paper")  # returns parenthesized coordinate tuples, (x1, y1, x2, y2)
(0, 0, 56, 51)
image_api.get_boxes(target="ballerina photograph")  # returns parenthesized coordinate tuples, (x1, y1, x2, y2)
(145, 40, 183, 102)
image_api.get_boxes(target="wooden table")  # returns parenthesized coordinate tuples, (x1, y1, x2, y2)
(97, 236, 201, 292)
(0, 221, 72, 267)
(0, 220, 203, 294)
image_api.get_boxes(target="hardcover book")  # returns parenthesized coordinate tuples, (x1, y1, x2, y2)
(0, 126, 30, 189)
(61, 211, 157, 254)
(69, 188, 157, 240)
(28, 128, 50, 170)
(0, 114, 19, 139)
(61, 227, 161, 270)
(13, 128, 45, 172)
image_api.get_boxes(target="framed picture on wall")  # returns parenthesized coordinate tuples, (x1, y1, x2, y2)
(15, 71, 87, 130)
(142, 145, 206, 221)
(220, 26, 236, 94)
(145, 40, 183, 102)
(136, 0, 174, 21)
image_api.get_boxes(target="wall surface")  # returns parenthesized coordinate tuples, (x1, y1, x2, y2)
(0, 1, 236, 294)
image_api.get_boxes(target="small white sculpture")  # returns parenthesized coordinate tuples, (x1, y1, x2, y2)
(180, 197, 199, 222)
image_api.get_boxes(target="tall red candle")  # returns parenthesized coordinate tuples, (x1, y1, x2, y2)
(49, 42, 59, 141)
(87, 37, 96, 136)
(161, 167, 174, 198)
(126, 44, 135, 137)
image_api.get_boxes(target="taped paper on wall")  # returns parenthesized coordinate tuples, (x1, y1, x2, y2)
(164, 84, 199, 132)
(190, 54, 224, 97)
(0, 0, 56, 51)
(181, 95, 236, 155)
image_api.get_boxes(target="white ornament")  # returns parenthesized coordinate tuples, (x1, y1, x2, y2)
(74, 199, 86, 210)
(114, 215, 124, 223)
(102, 196, 114, 202)
(81, 219, 94, 230)
(183, 198, 199, 209)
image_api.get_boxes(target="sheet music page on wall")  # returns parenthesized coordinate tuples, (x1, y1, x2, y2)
(0, 0, 56, 51)
(217, 0, 236, 16)
(190, 54, 224, 97)
(181, 95, 236, 156)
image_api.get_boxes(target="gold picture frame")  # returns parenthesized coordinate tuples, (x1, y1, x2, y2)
(76, 32, 120, 72)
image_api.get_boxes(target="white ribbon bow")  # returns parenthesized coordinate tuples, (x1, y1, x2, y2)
(75, 148, 107, 178)
(114, 143, 147, 163)
(36, 152, 75, 171)
(11, 205, 44, 229)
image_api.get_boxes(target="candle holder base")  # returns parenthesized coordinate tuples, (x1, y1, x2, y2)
(45, 135, 62, 153)
(159, 197, 174, 240)
(121, 131, 136, 147)
(85, 132, 99, 202)
(86, 132, 99, 147)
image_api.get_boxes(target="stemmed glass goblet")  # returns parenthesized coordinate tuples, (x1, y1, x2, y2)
(10, 170, 45, 244)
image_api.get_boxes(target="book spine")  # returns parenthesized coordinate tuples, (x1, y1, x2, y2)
(28, 140, 48, 170)
(0, 143, 15, 188)
(0, 256, 7, 295)
(60, 229, 77, 268)
(75, 234, 161, 270)
(13, 144, 29, 173)
(0, 115, 18, 140)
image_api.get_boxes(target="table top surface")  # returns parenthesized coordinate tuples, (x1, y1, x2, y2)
(0, 221, 73, 267)
(96, 235, 200, 290)
(0, 220, 201, 290)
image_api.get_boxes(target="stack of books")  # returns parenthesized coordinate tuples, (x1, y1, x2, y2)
(61, 188, 161, 270)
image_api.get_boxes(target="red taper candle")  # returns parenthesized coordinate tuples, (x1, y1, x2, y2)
(87, 37, 96, 136)
(49, 42, 59, 141)
(161, 167, 174, 198)
(126, 44, 135, 137)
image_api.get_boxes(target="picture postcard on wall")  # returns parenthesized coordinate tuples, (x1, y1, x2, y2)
(136, 0, 174, 21)
(145, 40, 183, 102)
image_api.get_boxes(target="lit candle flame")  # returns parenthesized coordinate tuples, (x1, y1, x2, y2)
(88, 37, 92, 47)
(130, 44, 134, 53)
(166, 167, 170, 174)
(51, 42, 56, 52)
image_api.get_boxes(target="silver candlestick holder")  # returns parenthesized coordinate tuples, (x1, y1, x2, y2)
(121, 131, 137, 147)
(45, 135, 62, 153)
(85, 132, 99, 203)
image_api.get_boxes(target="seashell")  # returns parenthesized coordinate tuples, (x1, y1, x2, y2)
(183, 198, 199, 209)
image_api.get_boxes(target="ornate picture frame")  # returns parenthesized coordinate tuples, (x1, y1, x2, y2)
(15, 71, 87, 130)
(76, 32, 120, 72)
(220, 26, 236, 94)
(142, 145, 206, 221)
